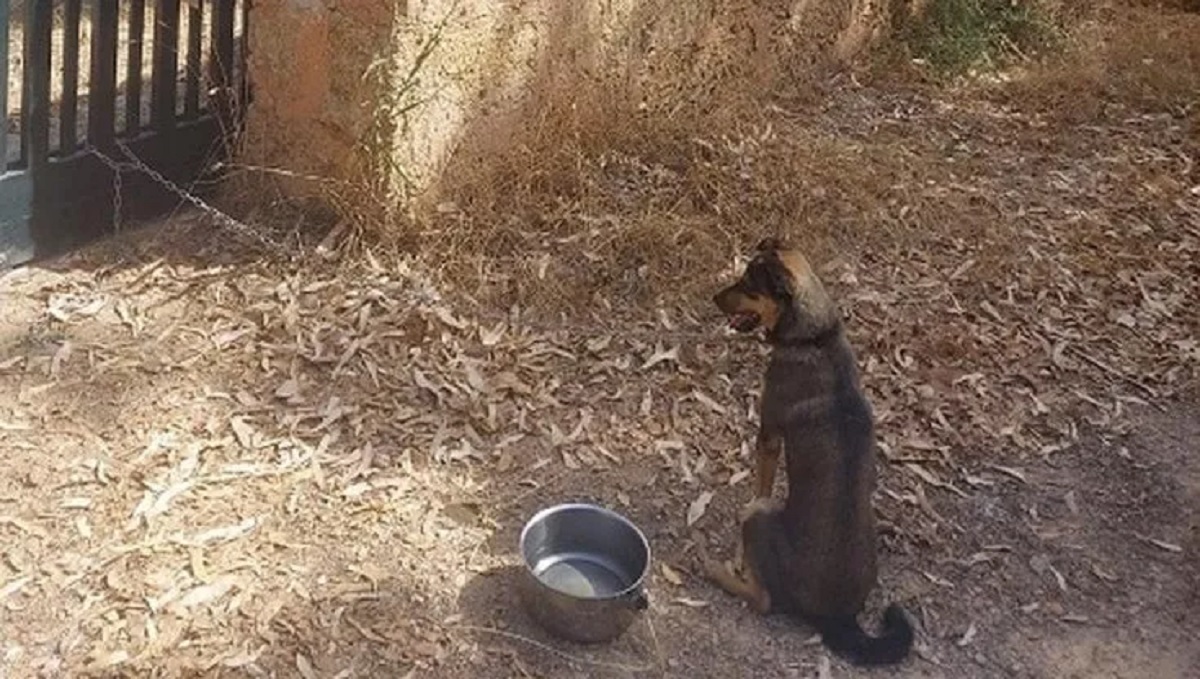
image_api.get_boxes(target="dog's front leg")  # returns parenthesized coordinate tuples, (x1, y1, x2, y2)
(754, 428, 783, 499)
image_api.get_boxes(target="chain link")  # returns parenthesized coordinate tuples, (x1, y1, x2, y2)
(85, 141, 284, 252)
(87, 143, 127, 232)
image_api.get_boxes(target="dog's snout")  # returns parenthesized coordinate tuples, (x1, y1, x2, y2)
(713, 287, 735, 311)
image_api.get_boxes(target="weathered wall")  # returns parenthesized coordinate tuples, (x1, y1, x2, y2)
(243, 0, 891, 207)
(242, 0, 396, 195)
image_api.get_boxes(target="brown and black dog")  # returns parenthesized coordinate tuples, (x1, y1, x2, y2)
(706, 238, 913, 666)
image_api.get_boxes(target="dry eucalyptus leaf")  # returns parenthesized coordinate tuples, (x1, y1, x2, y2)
(0, 576, 31, 601)
(687, 491, 715, 527)
(174, 576, 238, 610)
(660, 564, 684, 586)
(673, 597, 710, 608)
(641, 345, 679, 371)
(230, 417, 254, 449)
(956, 622, 978, 647)
(691, 390, 727, 415)
(817, 654, 833, 679)
(1141, 536, 1183, 553)
(295, 653, 319, 679)
(59, 497, 92, 510)
(988, 465, 1028, 484)
(275, 379, 300, 400)
(49, 341, 72, 378)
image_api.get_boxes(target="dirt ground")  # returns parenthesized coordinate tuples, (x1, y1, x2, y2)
(2, 73, 1199, 679)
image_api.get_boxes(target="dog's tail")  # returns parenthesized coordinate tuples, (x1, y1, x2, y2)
(809, 604, 914, 666)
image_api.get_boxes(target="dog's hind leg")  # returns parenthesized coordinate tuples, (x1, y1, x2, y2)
(704, 549, 772, 614)
(705, 500, 782, 615)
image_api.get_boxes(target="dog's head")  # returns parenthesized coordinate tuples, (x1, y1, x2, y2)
(712, 238, 839, 343)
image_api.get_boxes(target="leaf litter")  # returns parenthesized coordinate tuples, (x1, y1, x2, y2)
(0, 56, 1195, 678)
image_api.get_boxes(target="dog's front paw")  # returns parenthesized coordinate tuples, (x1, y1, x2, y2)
(703, 558, 731, 582)
(738, 497, 775, 522)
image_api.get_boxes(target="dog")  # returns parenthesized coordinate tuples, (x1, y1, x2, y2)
(705, 238, 913, 666)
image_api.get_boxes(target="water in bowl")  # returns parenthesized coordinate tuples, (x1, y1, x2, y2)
(532, 551, 631, 598)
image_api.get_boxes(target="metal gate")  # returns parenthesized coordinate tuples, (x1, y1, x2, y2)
(1, 0, 250, 269)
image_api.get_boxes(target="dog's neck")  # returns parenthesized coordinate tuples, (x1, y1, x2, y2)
(766, 300, 843, 348)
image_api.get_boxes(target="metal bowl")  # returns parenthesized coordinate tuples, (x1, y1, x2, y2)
(518, 503, 651, 644)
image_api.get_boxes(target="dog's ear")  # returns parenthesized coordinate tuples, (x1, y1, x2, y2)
(754, 237, 784, 253)
(760, 251, 794, 299)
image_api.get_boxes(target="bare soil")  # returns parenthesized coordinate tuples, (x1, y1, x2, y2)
(1, 76, 1198, 679)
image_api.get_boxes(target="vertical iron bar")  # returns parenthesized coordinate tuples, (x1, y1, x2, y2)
(185, 0, 203, 117)
(25, 0, 52, 169)
(89, 0, 120, 149)
(211, 0, 236, 136)
(240, 0, 252, 111)
(0, 0, 10, 168)
(127, 0, 147, 133)
(60, 0, 83, 154)
(152, 0, 181, 131)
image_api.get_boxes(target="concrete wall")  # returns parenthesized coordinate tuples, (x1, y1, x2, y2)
(243, 0, 890, 208)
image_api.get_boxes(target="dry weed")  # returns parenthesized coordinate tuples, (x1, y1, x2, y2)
(991, 5, 1200, 124)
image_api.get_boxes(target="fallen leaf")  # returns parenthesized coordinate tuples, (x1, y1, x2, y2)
(85, 650, 130, 672)
(728, 469, 750, 486)
(188, 517, 259, 545)
(213, 327, 253, 349)
(0, 576, 31, 600)
(1139, 535, 1182, 553)
(480, 322, 505, 346)
(922, 571, 955, 588)
(174, 576, 238, 609)
(817, 654, 832, 679)
(230, 417, 254, 449)
(296, 653, 319, 679)
(673, 597, 710, 608)
(0, 516, 46, 537)
(956, 622, 977, 647)
(59, 497, 92, 510)
(661, 564, 683, 586)
(49, 341, 72, 378)
(686, 491, 714, 527)
(988, 464, 1027, 484)
(275, 379, 300, 400)
(691, 390, 727, 415)
(1091, 564, 1119, 582)
(641, 344, 679, 370)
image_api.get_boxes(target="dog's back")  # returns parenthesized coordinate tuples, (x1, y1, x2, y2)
(761, 332, 879, 618)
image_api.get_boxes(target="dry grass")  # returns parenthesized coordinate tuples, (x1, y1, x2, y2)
(983, 5, 1200, 124)
(300, 1, 1198, 320)
(381, 71, 918, 312)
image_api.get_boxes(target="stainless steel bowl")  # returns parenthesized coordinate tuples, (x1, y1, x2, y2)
(518, 503, 650, 644)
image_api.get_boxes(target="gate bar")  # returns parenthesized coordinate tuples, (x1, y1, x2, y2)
(89, 0, 120, 149)
(127, 0, 147, 133)
(60, 0, 83, 154)
(25, 0, 52, 169)
(212, 0, 237, 136)
(152, 0, 182, 131)
(185, 0, 204, 118)
(0, 0, 9, 168)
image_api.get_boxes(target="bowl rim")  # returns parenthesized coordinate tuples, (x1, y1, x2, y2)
(518, 502, 651, 601)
